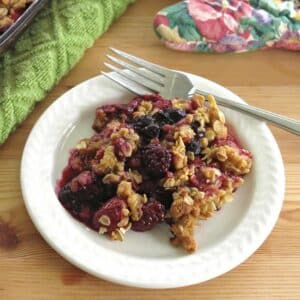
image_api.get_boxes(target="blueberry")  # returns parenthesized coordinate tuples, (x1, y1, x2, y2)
(168, 109, 186, 123)
(153, 109, 186, 126)
(153, 110, 173, 126)
(191, 121, 205, 138)
(186, 140, 201, 155)
(191, 121, 200, 132)
(196, 131, 205, 139)
(142, 124, 160, 140)
(133, 115, 154, 131)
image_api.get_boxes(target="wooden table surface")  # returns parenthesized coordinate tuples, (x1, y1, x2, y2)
(1, 1, 300, 299)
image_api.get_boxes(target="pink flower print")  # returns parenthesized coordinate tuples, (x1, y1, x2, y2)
(188, 0, 253, 41)
(153, 14, 169, 28)
(230, 0, 253, 19)
(165, 41, 199, 51)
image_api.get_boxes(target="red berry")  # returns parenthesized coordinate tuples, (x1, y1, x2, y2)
(68, 148, 95, 172)
(113, 138, 132, 159)
(102, 105, 118, 114)
(126, 151, 142, 169)
(131, 200, 166, 232)
(78, 206, 92, 222)
(126, 97, 142, 113)
(11, 9, 23, 22)
(70, 171, 93, 192)
(92, 197, 127, 233)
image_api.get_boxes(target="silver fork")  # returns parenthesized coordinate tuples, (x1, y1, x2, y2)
(102, 48, 300, 136)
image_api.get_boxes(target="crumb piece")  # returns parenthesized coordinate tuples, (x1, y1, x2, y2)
(170, 215, 198, 252)
(133, 100, 153, 117)
(163, 166, 194, 188)
(172, 136, 187, 170)
(174, 125, 195, 143)
(93, 146, 124, 175)
(209, 145, 252, 175)
(117, 181, 147, 221)
(172, 98, 191, 110)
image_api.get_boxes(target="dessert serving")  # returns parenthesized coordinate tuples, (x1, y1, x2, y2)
(0, 0, 33, 33)
(57, 94, 252, 252)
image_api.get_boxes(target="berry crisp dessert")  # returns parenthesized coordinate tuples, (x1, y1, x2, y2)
(57, 94, 253, 252)
(0, 0, 33, 33)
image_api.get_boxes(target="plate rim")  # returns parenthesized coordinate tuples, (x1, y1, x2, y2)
(20, 72, 285, 289)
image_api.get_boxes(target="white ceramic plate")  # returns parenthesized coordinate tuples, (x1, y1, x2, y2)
(21, 72, 285, 289)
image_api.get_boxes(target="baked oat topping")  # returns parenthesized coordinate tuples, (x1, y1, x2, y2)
(0, 0, 32, 32)
(57, 94, 253, 252)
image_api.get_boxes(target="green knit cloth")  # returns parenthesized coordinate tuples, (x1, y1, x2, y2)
(0, 0, 134, 144)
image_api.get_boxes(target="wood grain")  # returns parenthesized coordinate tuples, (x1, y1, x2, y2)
(0, 1, 300, 299)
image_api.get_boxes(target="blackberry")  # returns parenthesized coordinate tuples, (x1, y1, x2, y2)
(103, 184, 118, 201)
(154, 187, 175, 209)
(131, 200, 166, 232)
(58, 184, 93, 223)
(138, 182, 174, 209)
(58, 184, 81, 211)
(142, 144, 171, 178)
(58, 183, 72, 204)
(58, 171, 104, 211)
(138, 180, 159, 196)
(141, 123, 160, 140)
(186, 139, 201, 155)
(167, 109, 186, 123)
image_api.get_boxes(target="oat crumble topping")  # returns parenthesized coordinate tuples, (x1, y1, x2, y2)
(0, 0, 32, 31)
(57, 94, 252, 252)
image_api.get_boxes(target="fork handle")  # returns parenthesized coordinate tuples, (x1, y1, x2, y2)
(194, 89, 300, 136)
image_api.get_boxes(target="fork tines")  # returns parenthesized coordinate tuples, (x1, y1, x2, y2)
(102, 48, 166, 96)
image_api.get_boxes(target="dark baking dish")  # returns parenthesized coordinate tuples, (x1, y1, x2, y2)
(0, 0, 48, 54)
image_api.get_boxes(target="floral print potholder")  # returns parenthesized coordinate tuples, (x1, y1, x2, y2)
(153, 0, 300, 53)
